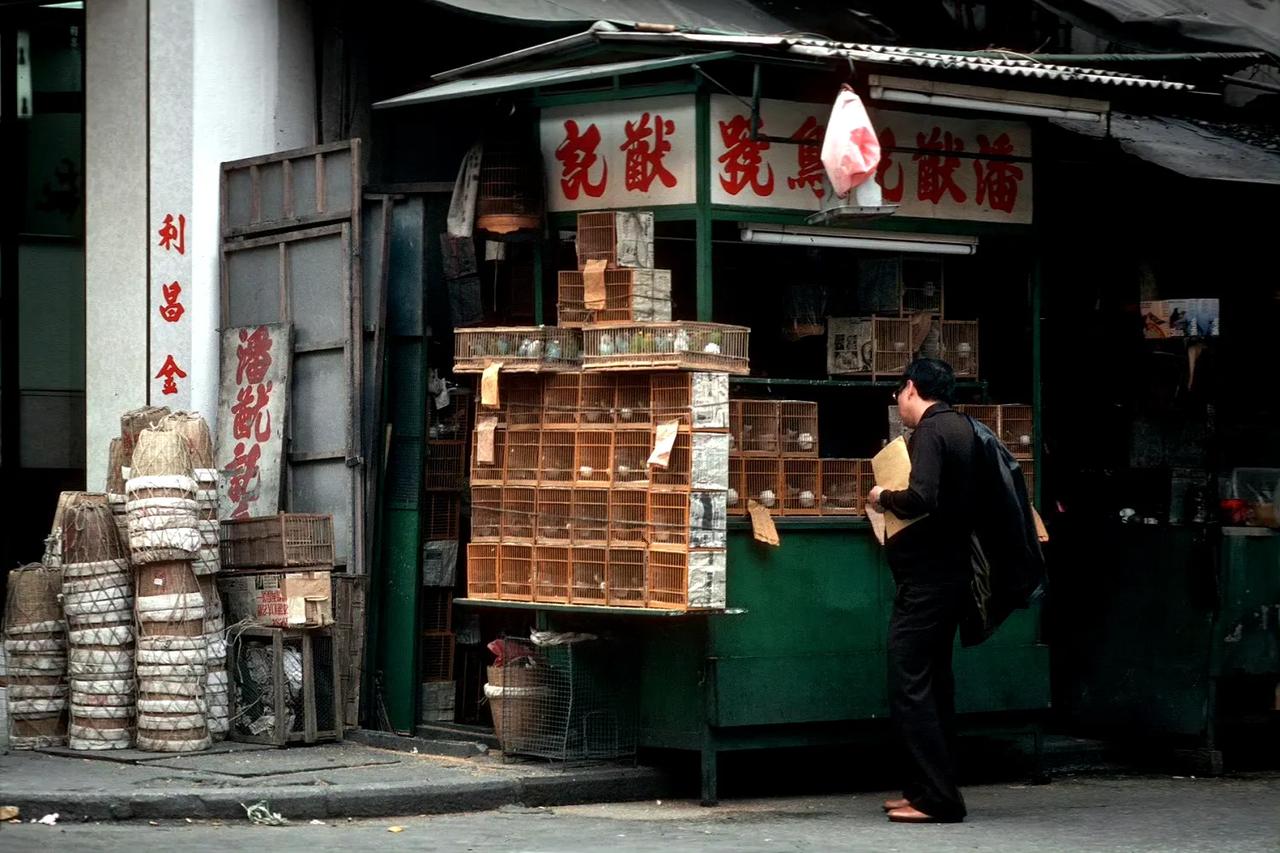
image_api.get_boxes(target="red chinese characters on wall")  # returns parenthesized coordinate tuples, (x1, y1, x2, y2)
(717, 114, 774, 197)
(158, 213, 186, 255)
(872, 124, 1027, 215)
(973, 132, 1024, 213)
(158, 281, 185, 323)
(555, 120, 607, 200)
(619, 112, 677, 192)
(226, 325, 275, 518)
(786, 115, 826, 199)
(155, 354, 187, 395)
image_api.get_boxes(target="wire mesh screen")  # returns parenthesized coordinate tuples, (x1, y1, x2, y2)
(311, 632, 338, 734)
(494, 637, 638, 763)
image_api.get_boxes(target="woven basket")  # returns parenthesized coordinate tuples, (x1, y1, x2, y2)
(62, 493, 127, 564)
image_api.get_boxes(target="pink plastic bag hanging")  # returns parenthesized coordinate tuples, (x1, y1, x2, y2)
(820, 85, 882, 198)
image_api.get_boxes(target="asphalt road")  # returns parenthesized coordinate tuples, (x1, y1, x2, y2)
(0, 774, 1276, 853)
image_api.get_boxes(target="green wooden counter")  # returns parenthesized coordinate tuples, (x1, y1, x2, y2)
(463, 520, 1050, 803)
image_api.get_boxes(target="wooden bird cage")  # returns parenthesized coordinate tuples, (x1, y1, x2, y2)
(743, 459, 783, 511)
(535, 487, 573, 545)
(778, 401, 819, 457)
(728, 455, 746, 517)
(423, 492, 461, 540)
(781, 459, 821, 516)
(580, 323, 750, 374)
(570, 488, 609, 546)
(475, 139, 542, 236)
(570, 546, 607, 604)
(647, 551, 689, 610)
(819, 459, 871, 516)
(498, 544, 534, 601)
(538, 430, 575, 484)
(578, 373, 617, 427)
(737, 400, 780, 456)
(424, 440, 467, 491)
(500, 486, 536, 543)
(999, 404, 1034, 458)
(470, 429, 506, 486)
(940, 320, 979, 378)
(574, 430, 613, 486)
(615, 374, 653, 427)
(955, 404, 999, 436)
(503, 429, 541, 485)
(605, 547, 646, 607)
(466, 544, 499, 599)
(471, 486, 502, 542)
(574, 210, 655, 270)
(541, 373, 581, 429)
(453, 327, 581, 374)
(611, 429, 651, 488)
(648, 490, 690, 550)
(533, 545, 571, 603)
(609, 489, 648, 545)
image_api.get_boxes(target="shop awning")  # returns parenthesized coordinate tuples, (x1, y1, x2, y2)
(422, 0, 793, 33)
(373, 52, 734, 109)
(1052, 112, 1280, 184)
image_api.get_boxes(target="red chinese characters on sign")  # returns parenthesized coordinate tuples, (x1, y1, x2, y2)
(555, 120, 607, 200)
(158, 281, 185, 323)
(973, 132, 1024, 214)
(158, 213, 186, 255)
(786, 115, 825, 199)
(913, 127, 967, 205)
(226, 441, 262, 519)
(232, 383, 273, 443)
(718, 114, 774, 197)
(874, 128, 905, 203)
(619, 112, 677, 192)
(226, 325, 276, 517)
(155, 354, 187, 395)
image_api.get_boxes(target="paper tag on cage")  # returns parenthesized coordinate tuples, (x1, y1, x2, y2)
(648, 419, 680, 468)
(476, 417, 498, 464)
(748, 500, 780, 546)
(584, 258, 608, 310)
(481, 362, 503, 407)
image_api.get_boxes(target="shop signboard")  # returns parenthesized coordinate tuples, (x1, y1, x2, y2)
(541, 95, 1032, 224)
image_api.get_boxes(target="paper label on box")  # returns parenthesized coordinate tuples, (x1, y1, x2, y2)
(476, 417, 498, 464)
(584, 258, 608, 310)
(692, 432, 730, 490)
(748, 501, 780, 545)
(648, 420, 680, 468)
(690, 491, 728, 549)
(481, 362, 503, 407)
(615, 211, 655, 269)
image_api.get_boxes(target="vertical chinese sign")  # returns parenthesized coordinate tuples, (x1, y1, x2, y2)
(214, 323, 291, 519)
(707, 95, 1033, 224)
(540, 96, 697, 212)
(149, 1, 195, 406)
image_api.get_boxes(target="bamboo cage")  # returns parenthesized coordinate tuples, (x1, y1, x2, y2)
(574, 430, 613, 486)
(819, 459, 871, 516)
(538, 431, 576, 483)
(570, 488, 609, 546)
(541, 373, 581, 428)
(615, 374, 653, 426)
(580, 323, 749, 374)
(475, 139, 542, 236)
(605, 547, 646, 607)
(500, 487, 536, 543)
(535, 487, 573, 545)
(648, 490, 690, 550)
(941, 320, 980, 378)
(470, 429, 506, 485)
(611, 429, 651, 487)
(999, 404, 1035, 458)
(498, 544, 534, 601)
(778, 401, 819, 456)
(570, 546, 607, 604)
(578, 373, 616, 426)
(471, 487, 502, 543)
(737, 400, 780, 456)
(533, 546, 571, 603)
(744, 459, 782, 510)
(647, 551, 689, 610)
(574, 210, 655, 270)
(781, 459, 821, 516)
(454, 327, 581, 374)
(503, 429, 541, 485)
(466, 544, 499, 599)
(609, 489, 648, 545)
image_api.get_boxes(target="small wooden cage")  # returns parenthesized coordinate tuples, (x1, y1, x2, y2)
(466, 544, 500, 599)
(454, 327, 581, 374)
(535, 487, 573, 545)
(580, 323, 750, 374)
(541, 373, 581, 429)
(609, 489, 648, 545)
(533, 545, 571, 603)
(743, 459, 783, 511)
(819, 459, 871, 516)
(570, 487, 609, 546)
(999, 404, 1034, 458)
(781, 459, 821, 516)
(737, 400, 780, 456)
(778, 401, 819, 457)
(498, 544, 534, 601)
(475, 140, 542, 236)
(570, 546, 607, 604)
(941, 320, 980, 378)
(500, 486, 536, 543)
(647, 551, 689, 610)
(606, 547, 647, 607)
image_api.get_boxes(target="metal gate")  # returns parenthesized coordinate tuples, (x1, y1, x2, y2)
(219, 140, 364, 573)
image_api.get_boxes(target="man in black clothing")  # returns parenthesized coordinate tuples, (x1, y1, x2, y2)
(868, 358, 976, 824)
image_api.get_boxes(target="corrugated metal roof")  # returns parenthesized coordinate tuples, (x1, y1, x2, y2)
(374, 53, 732, 109)
(589, 31, 1198, 90)
(785, 39, 1196, 91)
(1052, 112, 1280, 184)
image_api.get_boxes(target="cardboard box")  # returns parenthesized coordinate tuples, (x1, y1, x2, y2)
(219, 570, 333, 628)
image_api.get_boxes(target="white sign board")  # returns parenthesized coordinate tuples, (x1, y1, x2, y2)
(215, 323, 291, 519)
(540, 95, 696, 212)
(709, 96, 1032, 224)
(541, 94, 1032, 224)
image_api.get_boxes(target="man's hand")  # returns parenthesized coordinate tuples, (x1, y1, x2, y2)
(868, 485, 885, 511)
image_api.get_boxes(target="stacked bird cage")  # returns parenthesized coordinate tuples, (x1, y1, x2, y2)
(128, 428, 211, 752)
(558, 211, 668, 327)
(60, 493, 134, 750)
(4, 563, 68, 748)
(465, 369, 730, 611)
(727, 399, 826, 516)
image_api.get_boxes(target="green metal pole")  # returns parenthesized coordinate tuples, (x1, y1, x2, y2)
(1031, 255, 1043, 509)
(696, 91, 713, 321)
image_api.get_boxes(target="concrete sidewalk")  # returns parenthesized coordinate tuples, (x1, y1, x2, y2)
(0, 737, 672, 822)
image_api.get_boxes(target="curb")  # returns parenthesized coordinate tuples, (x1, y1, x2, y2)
(344, 728, 489, 759)
(0, 766, 675, 822)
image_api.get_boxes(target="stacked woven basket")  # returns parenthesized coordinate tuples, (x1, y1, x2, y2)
(3, 563, 68, 748)
(165, 413, 228, 739)
(128, 426, 212, 752)
(61, 493, 135, 750)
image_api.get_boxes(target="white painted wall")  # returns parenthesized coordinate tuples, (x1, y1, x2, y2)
(85, 0, 149, 490)
(85, 0, 315, 488)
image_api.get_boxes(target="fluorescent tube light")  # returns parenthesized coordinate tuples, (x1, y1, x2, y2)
(740, 226, 977, 256)
(870, 86, 1105, 122)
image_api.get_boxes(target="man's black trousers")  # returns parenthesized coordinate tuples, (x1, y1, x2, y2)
(888, 579, 969, 821)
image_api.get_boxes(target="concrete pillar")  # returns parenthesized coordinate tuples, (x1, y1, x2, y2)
(85, 0, 315, 487)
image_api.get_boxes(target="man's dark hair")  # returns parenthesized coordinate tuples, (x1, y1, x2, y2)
(900, 358, 956, 403)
